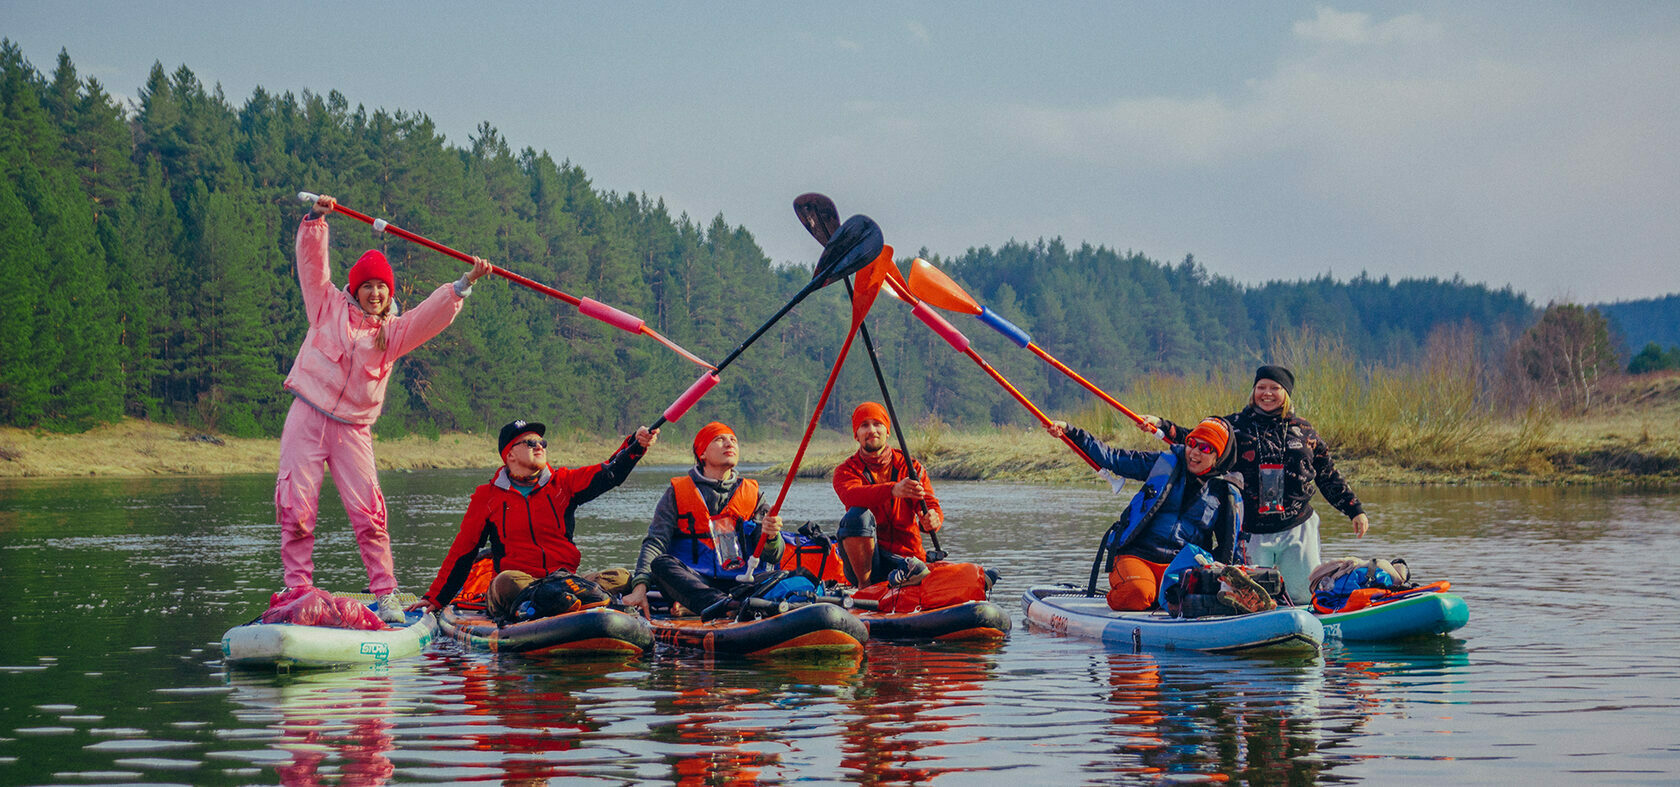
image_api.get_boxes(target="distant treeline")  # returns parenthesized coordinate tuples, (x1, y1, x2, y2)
(1, 44, 1544, 437)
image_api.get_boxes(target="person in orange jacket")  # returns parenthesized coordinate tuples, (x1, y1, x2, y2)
(832, 402, 944, 587)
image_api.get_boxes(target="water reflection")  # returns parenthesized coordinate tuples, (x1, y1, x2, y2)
(226, 669, 412, 786)
(641, 651, 860, 784)
(843, 644, 1001, 782)
(1089, 651, 1327, 783)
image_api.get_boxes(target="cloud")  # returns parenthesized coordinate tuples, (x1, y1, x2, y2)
(966, 6, 1680, 299)
(835, 37, 860, 51)
(907, 20, 930, 44)
(1292, 6, 1441, 45)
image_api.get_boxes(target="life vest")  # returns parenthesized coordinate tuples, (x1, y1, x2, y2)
(669, 475, 765, 580)
(1085, 450, 1241, 597)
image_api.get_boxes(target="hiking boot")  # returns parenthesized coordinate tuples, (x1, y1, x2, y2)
(375, 593, 407, 624)
(1216, 566, 1276, 614)
(888, 557, 930, 589)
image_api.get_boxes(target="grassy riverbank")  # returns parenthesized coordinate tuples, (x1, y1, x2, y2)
(2, 375, 1676, 485)
(4, 339, 1678, 485)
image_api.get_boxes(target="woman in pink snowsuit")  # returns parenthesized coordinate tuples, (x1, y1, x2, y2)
(278, 195, 492, 622)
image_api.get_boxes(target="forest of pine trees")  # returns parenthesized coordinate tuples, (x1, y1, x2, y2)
(1, 44, 1546, 438)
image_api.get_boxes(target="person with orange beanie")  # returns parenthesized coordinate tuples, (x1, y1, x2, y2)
(832, 402, 944, 587)
(620, 422, 785, 619)
(1046, 417, 1243, 611)
(275, 194, 493, 623)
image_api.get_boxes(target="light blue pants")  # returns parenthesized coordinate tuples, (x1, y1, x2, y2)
(1243, 511, 1320, 603)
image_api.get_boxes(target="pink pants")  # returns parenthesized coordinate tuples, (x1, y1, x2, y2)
(275, 398, 396, 594)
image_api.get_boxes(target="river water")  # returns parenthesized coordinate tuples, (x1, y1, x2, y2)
(1, 467, 1677, 784)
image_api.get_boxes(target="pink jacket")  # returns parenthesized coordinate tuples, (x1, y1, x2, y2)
(283, 215, 465, 424)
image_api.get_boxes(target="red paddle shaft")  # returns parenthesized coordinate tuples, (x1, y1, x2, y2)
(298, 192, 714, 371)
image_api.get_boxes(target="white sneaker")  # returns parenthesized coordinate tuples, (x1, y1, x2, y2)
(375, 593, 407, 624)
(888, 557, 930, 589)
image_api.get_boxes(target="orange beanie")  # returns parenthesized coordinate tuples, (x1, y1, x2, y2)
(1184, 417, 1231, 459)
(851, 402, 891, 436)
(692, 422, 735, 461)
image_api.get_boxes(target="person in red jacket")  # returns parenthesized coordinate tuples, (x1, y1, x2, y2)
(414, 418, 657, 620)
(832, 402, 944, 587)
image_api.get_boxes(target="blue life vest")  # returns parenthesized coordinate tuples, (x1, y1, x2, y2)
(1105, 449, 1241, 564)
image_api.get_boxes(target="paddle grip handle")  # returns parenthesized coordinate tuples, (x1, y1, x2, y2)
(913, 302, 970, 352)
(662, 371, 720, 424)
(578, 297, 645, 333)
(978, 306, 1031, 348)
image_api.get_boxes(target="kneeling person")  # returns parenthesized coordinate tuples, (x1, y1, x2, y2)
(621, 422, 784, 619)
(832, 402, 944, 587)
(415, 419, 657, 621)
(1048, 417, 1245, 611)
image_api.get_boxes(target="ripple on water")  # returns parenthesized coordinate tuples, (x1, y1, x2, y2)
(83, 738, 198, 752)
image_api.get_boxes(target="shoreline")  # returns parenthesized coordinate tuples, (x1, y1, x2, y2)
(2, 416, 1676, 487)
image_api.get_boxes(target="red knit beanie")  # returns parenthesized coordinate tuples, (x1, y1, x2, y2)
(692, 422, 735, 462)
(346, 249, 395, 294)
(851, 402, 891, 436)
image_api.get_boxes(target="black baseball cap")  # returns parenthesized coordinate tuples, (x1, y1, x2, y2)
(497, 419, 546, 456)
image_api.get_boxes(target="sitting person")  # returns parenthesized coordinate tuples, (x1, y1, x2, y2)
(412, 419, 656, 621)
(831, 402, 944, 588)
(620, 422, 785, 619)
(1047, 416, 1245, 611)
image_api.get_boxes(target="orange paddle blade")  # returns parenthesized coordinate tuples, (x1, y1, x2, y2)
(850, 246, 895, 328)
(907, 258, 982, 315)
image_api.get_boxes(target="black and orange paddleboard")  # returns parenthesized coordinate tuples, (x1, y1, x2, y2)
(651, 603, 867, 658)
(439, 605, 652, 657)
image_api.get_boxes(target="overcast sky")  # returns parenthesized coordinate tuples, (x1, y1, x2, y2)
(9, 2, 1678, 304)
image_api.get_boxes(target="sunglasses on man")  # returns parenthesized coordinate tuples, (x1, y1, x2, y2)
(1185, 438, 1218, 455)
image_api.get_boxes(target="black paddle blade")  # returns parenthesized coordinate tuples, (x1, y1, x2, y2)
(813, 214, 883, 286)
(793, 192, 842, 246)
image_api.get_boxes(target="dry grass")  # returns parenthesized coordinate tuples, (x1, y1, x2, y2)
(3, 372, 1676, 484)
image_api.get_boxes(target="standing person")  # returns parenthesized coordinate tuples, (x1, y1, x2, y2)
(276, 194, 493, 623)
(832, 402, 944, 588)
(413, 419, 658, 621)
(1047, 417, 1251, 611)
(620, 422, 785, 619)
(1144, 365, 1370, 601)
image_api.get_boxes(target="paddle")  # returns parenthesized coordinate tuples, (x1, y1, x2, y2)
(298, 192, 715, 371)
(793, 194, 1098, 471)
(647, 213, 884, 430)
(905, 258, 1165, 441)
(793, 194, 949, 561)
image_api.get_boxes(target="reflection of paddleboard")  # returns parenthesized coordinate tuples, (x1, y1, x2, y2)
(856, 601, 1012, 642)
(222, 593, 437, 669)
(651, 603, 867, 658)
(1315, 591, 1469, 641)
(1022, 586, 1323, 655)
(438, 605, 652, 656)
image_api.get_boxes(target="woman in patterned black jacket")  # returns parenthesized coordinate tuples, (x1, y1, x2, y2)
(1144, 365, 1369, 601)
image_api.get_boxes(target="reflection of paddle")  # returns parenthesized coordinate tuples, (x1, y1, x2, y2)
(297, 192, 715, 370)
(905, 257, 1166, 442)
(793, 193, 948, 562)
(648, 214, 884, 430)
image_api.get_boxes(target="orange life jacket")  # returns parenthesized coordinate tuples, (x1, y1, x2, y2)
(670, 475, 761, 578)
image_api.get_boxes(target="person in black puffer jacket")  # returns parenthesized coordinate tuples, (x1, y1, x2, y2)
(1143, 365, 1369, 601)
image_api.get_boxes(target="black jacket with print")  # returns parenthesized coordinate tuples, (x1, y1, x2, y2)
(1159, 405, 1363, 534)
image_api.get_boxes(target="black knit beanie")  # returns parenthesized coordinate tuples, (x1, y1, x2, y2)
(1254, 365, 1295, 394)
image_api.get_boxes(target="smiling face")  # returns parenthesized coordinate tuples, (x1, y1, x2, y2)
(356, 279, 391, 315)
(1251, 379, 1287, 413)
(1184, 438, 1218, 475)
(699, 432, 739, 472)
(854, 418, 890, 454)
